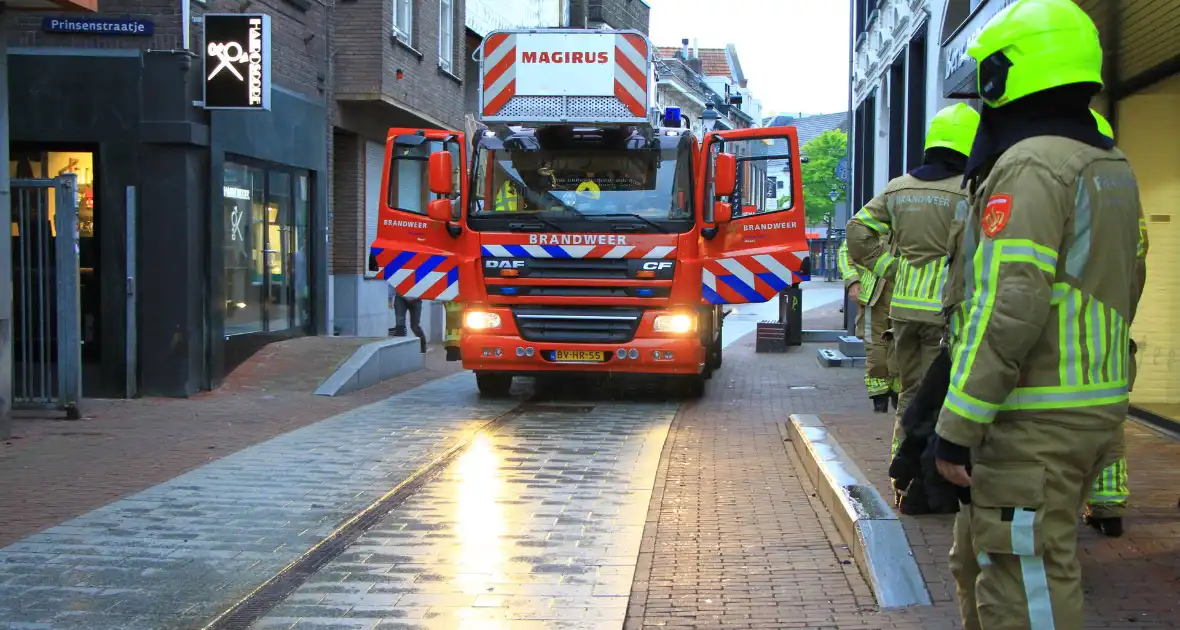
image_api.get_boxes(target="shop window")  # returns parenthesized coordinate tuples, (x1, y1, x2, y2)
(223, 160, 311, 336)
(9, 149, 101, 364)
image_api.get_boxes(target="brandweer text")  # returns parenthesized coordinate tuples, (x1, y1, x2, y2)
(528, 234, 627, 245)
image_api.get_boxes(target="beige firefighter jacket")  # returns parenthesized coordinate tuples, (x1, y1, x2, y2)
(846, 174, 968, 325)
(935, 136, 1149, 449)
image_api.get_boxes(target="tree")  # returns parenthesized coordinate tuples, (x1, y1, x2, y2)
(799, 129, 848, 226)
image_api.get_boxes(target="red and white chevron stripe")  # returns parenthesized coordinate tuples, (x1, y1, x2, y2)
(482, 31, 650, 118)
(482, 32, 517, 117)
(613, 33, 650, 117)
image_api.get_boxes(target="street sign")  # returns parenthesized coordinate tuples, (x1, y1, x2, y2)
(835, 157, 849, 181)
(42, 17, 153, 35)
(203, 14, 272, 110)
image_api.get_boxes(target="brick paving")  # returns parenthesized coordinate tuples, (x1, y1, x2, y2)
(0, 337, 461, 548)
(626, 337, 879, 629)
(628, 334, 1180, 629)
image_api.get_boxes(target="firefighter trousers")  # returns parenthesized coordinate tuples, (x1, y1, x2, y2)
(890, 320, 944, 458)
(1085, 423, 1129, 519)
(949, 417, 1123, 630)
(863, 291, 896, 397)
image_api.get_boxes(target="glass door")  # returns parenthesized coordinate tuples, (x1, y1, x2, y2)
(265, 171, 292, 332)
(223, 162, 312, 337)
(223, 163, 266, 335)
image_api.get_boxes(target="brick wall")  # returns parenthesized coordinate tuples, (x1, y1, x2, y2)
(333, 0, 466, 129)
(331, 132, 364, 276)
(587, 0, 650, 34)
(4, 0, 329, 100)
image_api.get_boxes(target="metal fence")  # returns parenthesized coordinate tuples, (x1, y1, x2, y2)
(10, 175, 82, 418)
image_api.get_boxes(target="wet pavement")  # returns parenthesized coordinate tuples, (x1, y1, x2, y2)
(0, 375, 677, 630)
(253, 400, 674, 630)
(0, 375, 517, 629)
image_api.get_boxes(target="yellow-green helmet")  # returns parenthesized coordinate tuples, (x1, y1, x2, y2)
(968, 0, 1103, 107)
(1091, 108, 1113, 139)
(925, 104, 981, 156)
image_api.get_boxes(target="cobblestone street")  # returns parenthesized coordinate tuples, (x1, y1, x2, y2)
(2, 292, 1178, 629)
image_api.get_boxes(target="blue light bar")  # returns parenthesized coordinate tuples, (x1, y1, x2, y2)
(500, 287, 518, 295)
(663, 107, 682, 127)
(636, 289, 655, 297)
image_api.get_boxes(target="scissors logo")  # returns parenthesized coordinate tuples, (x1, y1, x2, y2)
(207, 42, 246, 81)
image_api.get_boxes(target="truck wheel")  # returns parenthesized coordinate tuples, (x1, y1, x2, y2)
(678, 375, 706, 399)
(475, 372, 513, 397)
(709, 334, 724, 370)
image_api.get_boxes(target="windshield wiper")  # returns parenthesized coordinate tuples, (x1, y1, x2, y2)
(504, 214, 565, 233)
(585, 213, 670, 234)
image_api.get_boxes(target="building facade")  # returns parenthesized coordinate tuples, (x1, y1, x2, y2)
(654, 41, 761, 139)
(850, 0, 1180, 425)
(5, 0, 332, 397)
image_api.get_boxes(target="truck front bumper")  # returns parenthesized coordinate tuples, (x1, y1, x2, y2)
(460, 334, 705, 376)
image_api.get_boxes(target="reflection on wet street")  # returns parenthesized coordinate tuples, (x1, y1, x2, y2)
(0, 373, 676, 630)
(253, 400, 674, 630)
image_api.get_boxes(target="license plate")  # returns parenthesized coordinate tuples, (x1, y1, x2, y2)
(554, 350, 604, 362)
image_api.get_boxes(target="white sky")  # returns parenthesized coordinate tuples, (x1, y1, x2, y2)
(646, 0, 851, 117)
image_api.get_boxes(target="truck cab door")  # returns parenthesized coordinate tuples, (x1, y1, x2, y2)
(369, 128, 471, 302)
(698, 126, 810, 305)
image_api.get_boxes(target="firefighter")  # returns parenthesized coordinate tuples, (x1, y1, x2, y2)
(846, 103, 980, 459)
(1082, 108, 1135, 538)
(848, 229, 899, 413)
(837, 239, 864, 337)
(443, 301, 463, 361)
(932, 2, 1148, 628)
(493, 181, 519, 212)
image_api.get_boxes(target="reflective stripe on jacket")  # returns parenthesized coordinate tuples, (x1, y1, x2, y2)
(846, 174, 967, 325)
(936, 136, 1149, 449)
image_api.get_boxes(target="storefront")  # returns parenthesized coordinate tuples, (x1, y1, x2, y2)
(939, 0, 1180, 427)
(6, 36, 328, 397)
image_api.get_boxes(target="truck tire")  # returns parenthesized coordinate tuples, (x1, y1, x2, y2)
(678, 375, 706, 399)
(475, 372, 513, 397)
(709, 333, 723, 370)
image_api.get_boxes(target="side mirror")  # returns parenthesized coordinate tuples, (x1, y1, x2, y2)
(429, 151, 454, 195)
(713, 201, 733, 225)
(714, 152, 737, 198)
(427, 199, 452, 222)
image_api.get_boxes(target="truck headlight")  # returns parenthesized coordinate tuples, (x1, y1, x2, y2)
(653, 313, 696, 334)
(464, 311, 501, 330)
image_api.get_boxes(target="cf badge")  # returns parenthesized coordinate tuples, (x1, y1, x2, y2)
(641, 261, 674, 271)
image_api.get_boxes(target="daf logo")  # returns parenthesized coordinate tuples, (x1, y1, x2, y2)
(642, 261, 674, 271)
(485, 259, 525, 269)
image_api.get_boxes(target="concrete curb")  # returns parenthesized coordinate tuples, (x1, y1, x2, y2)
(314, 338, 425, 397)
(786, 413, 932, 609)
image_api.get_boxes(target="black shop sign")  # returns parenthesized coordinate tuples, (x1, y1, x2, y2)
(203, 14, 272, 110)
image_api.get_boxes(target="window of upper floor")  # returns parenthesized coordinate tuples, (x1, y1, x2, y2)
(394, 0, 413, 46)
(439, 0, 455, 73)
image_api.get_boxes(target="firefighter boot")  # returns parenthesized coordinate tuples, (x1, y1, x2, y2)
(1084, 515, 1124, 538)
(872, 394, 890, 413)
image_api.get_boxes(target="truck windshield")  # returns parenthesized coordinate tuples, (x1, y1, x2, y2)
(468, 136, 693, 233)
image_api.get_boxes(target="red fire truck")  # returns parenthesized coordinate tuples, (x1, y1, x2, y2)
(370, 28, 809, 396)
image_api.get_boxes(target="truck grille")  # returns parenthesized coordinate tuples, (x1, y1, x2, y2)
(486, 257, 632, 279)
(490, 285, 671, 298)
(511, 306, 643, 344)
